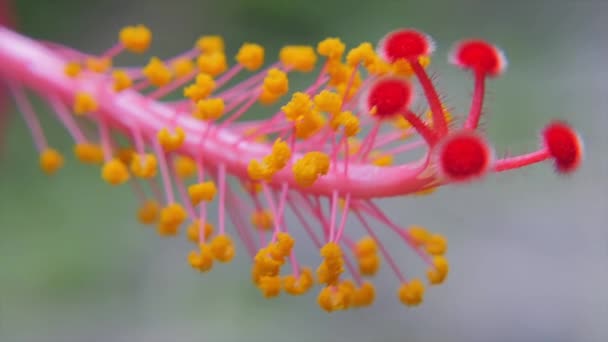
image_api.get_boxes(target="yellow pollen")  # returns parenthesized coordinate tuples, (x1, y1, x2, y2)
(425, 233, 447, 255)
(352, 282, 376, 308)
(143, 57, 173, 87)
(282, 92, 314, 121)
(130, 153, 157, 179)
(196, 35, 225, 54)
(370, 151, 394, 167)
(158, 203, 187, 236)
(74, 143, 104, 164)
(346, 42, 375, 67)
(101, 159, 130, 185)
(193, 98, 225, 121)
(188, 181, 217, 205)
(39, 148, 64, 175)
(112, 70, 133, 92)
(236, 43, 265, 71)
(292, 151, 330, 187)
(116, 147, 135, 165)
(283, 267, 314, 296)
(250, 210, 274, 231)
(157, 127, 186, 152)
(258, 275, 282, 298)
(279, 45, 317, 72)
(85, 57, 111, 73)
(186, 220, 215, 242)
(172, 58, 195, 78)
(314, 90, 342, 115)
(209, 235, 236, 262)
(317, 37, 346, 61)
(188, 244, 214, 272)
(137, 200, 160, 225)
(392, 56, 431, 77)
(262, 68, 289, 96)
(119, 25, 152, 53)
(173, 156, 197, 179)
(73, 92, 98, 115)
(408, 225, 431, 246)
(398, 278, 425, 306)
(64, 61, 81, 78)
(197, 51, 227, 77)
(184, 73, 215, 101)
(427, 256, 449, 285)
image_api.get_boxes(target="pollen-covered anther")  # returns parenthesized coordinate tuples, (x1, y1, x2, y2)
(450, 39, 507, 77)
(398, 278, 425, 307)
(317, 37, 346, 61)
(186, 220, 215, 243)
(263, 138, 292, 171)
(436, 131, 494, 182)
(184, 73, 215, 102)
(188, 181, 217, 205)
(64, 61, 81, 78)
(173, 156, 197, 179)
(188, 244, 214, 272)
(171, 58, 195, 78)
(354, 237, 381, 276)
(408, 225, 431, 246)
(314, 90, 342, 115)
(283, 267, 314, 295)
(157, 127, 186, 152)
(101, 159, 130, 185)
(209, 235, 236, 262)
(236, 43, 265, 71)
(251, 210, 274, 231)
(330, 111, 360, 137)
(317, 242, 344, 286)
(119, 25, 152, 53)
(352, 282, 376, 308)
(73, 92, 98, 115)
(317, 280, 355, 312)
(112, 70, 133, 92)
(130, 154, 157, 179)
(196, 35, 225, 54)
(379, 28, 435, 62)
(366, 78, 414, 118)
(425, 233, 447, 255)
(74, 143, 103, 164)
(197, 51, 227, 77)
(143, 57, 173, 87)
(346, 42, 376, 67)
(427, 256, 449, 285)
(193, 98, 224, 121)
(280, 45, 317, 72)
(85, 57, 111, 73)
(39, 148, 64, 175)
(137, 200, 160, 225)
(258, 275, 282, 298)
(158, 203, 187, 236)
(542, 121, 583, 174)
(292, 151, 331, 187)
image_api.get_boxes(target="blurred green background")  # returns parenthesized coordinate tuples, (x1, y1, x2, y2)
(1, 0, 607, 341)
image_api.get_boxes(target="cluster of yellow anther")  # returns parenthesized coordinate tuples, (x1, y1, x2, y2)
(259, 68, 289, 105)
(247, 138, 291, 181)
(196, 35, 224, 54)
(251, 233, 298, 297)
(292, 151, 331, 187)
(188, 244, 214, 272)
(157, 127, 186, 152)
(282, 268, 314, 296)
(186, 220, 214, 243)
(158, 203, 187, 236)
(250, 209, 274, 231)
(173, 156, 197, 179)
(236, 43, 265, 71)
(119, 25, 152, 53)
(188, 181, 217, 205)
(85, 57, 112, 73)
(143, 57, 173, 87)
(398, 278, 425, 306)
(74, 143, 104, 164)
(73, 92, 98, 115)
(193, 98, 224, 121)
(354, 237, 381, 276)
(197, 51, 227, 77)
(184, 73, 215, 102)
(39, 148, 64, 175)
(101, 158, 130, 185)
(130, 154, 157, 179)
(209, 234, 236, 262)
(317, 38, 346, 61)
(172, 58, 195, 78)
(137, 200, 160, 225)
(281, 92, 326, 139)
(64, 61, 81, 78)
(317, 279, 376, 312)
(408, 225, 449, 286)
(279, 46, 317, 72)
(317, 242, 344, 286)
(112, 70, 133, 92)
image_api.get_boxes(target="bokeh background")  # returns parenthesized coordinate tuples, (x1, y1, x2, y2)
(1, 0, 607, 341)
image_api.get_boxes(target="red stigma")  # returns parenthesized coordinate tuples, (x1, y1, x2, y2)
(380, 29, 435, 62)
(366, 79, 413, 118)
(437, 132, 492, 182)
(450, 40, 506, 76)
(542, 121, 583, 173)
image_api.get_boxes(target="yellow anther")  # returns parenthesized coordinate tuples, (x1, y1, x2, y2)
(330, 111, 360, 137)
(85, 57, 111, 73)
(197, 51, 227, 77)
(425, 233, 447, 255)
(292, 151, 330, 187)
(262, 68, 289, 96)
(253, 247, 283, 279)
(173, 156, 197, 179)
(370, 151, 394, 167)
(355, 237, 377, 256)
(143, 57, 173, 87)
(102, 159, 130, 185)
(188, 244, 214, 272)
(73, 92, 98, 115)
(326, 60, 350, 86)
(294, 110, 325, 139)
(367, 56, 391, 76)
(137, 200, 160, 225)
(336, 78, 362, 101)
(279, 45, 317, 72)
(247, 160, 273, 181)
(184, 73, 215, 101)
(74, 143, 104, 164)
(408, 225, 431, 246)
(317, 242, 344, 286)
(157, 127, 186, 152)
(270, 232, 295, 260)
(358, 255, 380, 276)
(39, 148, 64, 175)
(64, 61, 81, 78)
(171, 58, 195, 78)
(258, 275, 282, 298)
(209, 234, 236, 262)
(317, 37, 345, 60)
(427, 256, 449, 285)
(314, 90, 342, 115)
(392, 56, 431, 77)
(188, 181, 217, 205)
(352, 282, 376, 308)
(282, 92, 314, 121)
(236, 43, 265, 71)
(112, 70, 133, 92)
(193, 98, 224, 121)
(244, 181, 263, 194)
(354, 237, 380, 276)
(130, 153, 157, 179)
(186, 220, 215, 242)
(317, 284, 352, 312)
(116, 147, 135, 165)
(196, 35, 225, 54)
(258, 89, 281, 105)
(158, 203, 187, 236)
(283, 267, 314, 295)
(398, 278, 425, 306)
(251, 210, 274, 231)
(263, 138, 292, 171)
(119, 25, 152, 53)
(346, 42, 375, 67)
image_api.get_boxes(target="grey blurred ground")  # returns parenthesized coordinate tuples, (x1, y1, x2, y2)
(1, 0, 607, 341)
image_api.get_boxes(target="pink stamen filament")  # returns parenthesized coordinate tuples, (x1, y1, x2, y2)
(48, 95, 86, 143)
(8, 83, 47, 151)
(217, 163, 226, 235)
(152, 138, 175, 204)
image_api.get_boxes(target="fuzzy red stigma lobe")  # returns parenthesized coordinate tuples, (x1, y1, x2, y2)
(366, 78, 413, 118)
(450, 40, 506, 76)
(542, 121, 583, 173)
(380, 29, 435, 62)
(437, 131, 492, 182)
